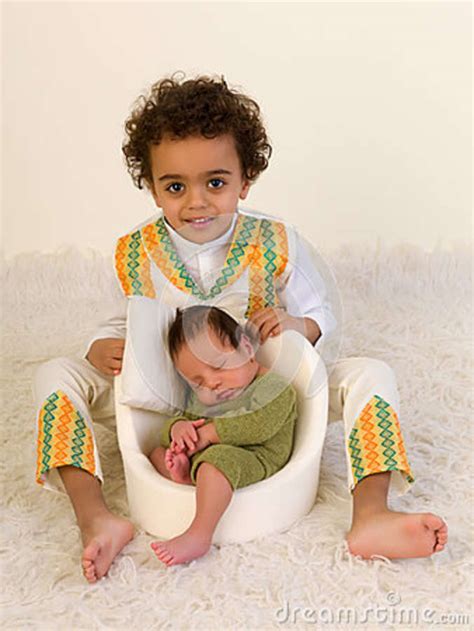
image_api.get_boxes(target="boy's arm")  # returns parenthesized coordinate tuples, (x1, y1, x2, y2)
(83, 225, 146, 361)
(83, 301, 128, 360)
(82, 297, 128, 376)
(82, 243, 129, 360)
(276, 231, 338, 348)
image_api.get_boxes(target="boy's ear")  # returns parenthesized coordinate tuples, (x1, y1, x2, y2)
(147, 180, 163, 208)
(239, 179, 251, 200)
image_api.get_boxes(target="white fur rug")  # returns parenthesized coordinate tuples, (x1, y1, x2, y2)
(2, 241, 473, 630)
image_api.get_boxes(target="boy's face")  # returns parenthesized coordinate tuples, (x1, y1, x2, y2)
(173, 327, 259, 407)
(148, 134, 251, 243)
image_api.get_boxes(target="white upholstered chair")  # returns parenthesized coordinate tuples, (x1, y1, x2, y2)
(115, 329, 328, 544)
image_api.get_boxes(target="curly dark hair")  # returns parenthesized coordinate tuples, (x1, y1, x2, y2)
(122, 71, 272, 190)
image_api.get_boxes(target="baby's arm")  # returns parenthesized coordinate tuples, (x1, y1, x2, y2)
(159, 414, 205, 449)
(169, 419, 206, 452)
(187, 384, 296, 454)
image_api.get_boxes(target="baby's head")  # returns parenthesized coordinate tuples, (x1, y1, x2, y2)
(122, 72, 272, 243)
(168, 305, 260, 406)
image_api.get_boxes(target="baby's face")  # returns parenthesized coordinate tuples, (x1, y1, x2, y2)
(173, 327, 259, 406)
(148, 133, 251, 244)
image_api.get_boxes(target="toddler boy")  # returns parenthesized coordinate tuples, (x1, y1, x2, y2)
(33, 72, 447, 583)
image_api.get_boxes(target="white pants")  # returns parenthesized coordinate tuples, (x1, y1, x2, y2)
(32, 356, 415, 497)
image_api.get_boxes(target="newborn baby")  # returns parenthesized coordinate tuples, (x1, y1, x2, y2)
(149, 305, 297, 566)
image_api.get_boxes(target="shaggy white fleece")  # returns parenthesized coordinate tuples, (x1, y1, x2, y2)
(1, 240, 472, 630)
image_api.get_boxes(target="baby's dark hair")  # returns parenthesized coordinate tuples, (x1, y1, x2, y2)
(168, 305, 255, 361)
(122, 71, 272, 190)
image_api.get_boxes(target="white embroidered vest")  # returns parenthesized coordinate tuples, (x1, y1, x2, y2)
(114, 208, 296, 413)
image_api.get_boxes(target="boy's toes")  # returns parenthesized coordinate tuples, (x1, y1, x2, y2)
(437, 522, 448, 538)
(437, 532, 448, 546)
(83, 565, 96, 579)
(422, 513, 445, 532)
(421, 513, 448, 553)
(82, 561, 97, 582)
(435, 524, 448, 551)
(438, 536, 448, 547)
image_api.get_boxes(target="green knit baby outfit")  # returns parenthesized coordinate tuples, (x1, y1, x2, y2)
(160, 371, 297, 490)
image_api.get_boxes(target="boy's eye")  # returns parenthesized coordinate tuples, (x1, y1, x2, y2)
(209, 178, 225, 189)
(166, 182, 184, 193)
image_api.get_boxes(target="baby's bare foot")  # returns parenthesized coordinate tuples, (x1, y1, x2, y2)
(346, 509, 448, 560)
(151, 528, 211, 566)
(165, 448, 192, 484)
(81, 512, 134, 583)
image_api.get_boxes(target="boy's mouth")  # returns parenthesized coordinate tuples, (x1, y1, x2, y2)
(185, 217, 215, 229)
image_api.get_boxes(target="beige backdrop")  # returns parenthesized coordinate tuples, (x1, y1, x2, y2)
(2, 1, 471, 258)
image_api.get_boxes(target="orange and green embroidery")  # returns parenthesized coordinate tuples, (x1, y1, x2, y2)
(115, 212, 289, 310)
(142, 213, 261, 300)
(36, 390, 96, 485)
(348, 394, 415, 489)
(115, 229, 156, 298)
(245, 218, 289, 317)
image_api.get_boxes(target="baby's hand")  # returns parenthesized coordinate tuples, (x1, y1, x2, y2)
(170, 419, 206, 453)
(186, 422, 219, 456)
(86, 338, 125, 376)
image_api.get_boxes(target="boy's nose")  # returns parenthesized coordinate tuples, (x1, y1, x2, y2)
(187, 187, 208, 209)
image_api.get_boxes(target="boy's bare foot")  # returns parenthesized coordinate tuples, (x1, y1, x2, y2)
(81, 512, 135, 583)
(165, 448, 192, 484)
(150, 527, 211, 566)
(346, 509, 448, 560)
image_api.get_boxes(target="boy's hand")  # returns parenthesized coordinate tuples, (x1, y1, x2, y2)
(248, 308, 321, 345)
(170, 419, 206, 453)
(248, 307, 302, 344)
(86, 338, 125, 376)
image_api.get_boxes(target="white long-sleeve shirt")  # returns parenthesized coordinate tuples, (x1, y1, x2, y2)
(84, 206, 338, 358)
